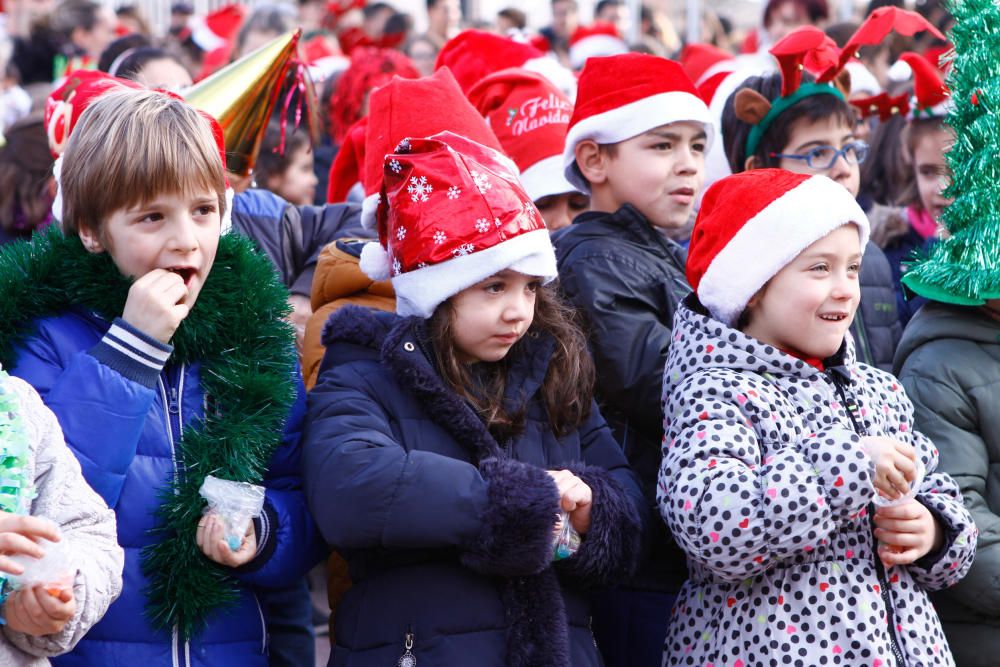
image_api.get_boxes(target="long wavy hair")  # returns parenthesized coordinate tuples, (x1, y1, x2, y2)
(429, 284, 595, 444)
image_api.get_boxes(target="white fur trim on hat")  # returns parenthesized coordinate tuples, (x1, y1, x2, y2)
(360, 192, 381, 230)
(562, 91, 715, 193)
(391, 228, 558, 318)
(523, 56, 578, 101)
(698, 175, 871, 327)
(359, 241, 392, 281)
(520, 154, 580, 201)
(51, 156, 65, 228)
(220, 187, 235, 235)
(569, 35, 628, 70)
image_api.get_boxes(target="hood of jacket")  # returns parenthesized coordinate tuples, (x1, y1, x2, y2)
(311, 239, 395, 310)
(664, 294, 857, 398)
(894, 301, 1000, 375)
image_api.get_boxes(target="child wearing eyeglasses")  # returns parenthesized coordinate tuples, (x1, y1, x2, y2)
(720, 69, 903, 372)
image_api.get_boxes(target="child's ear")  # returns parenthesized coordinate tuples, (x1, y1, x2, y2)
(832, 69, 852, 98)
(77, 225, 105, 254)
(744, 155, 764, 171)
(574, 140, 607, 185)
(734, 89, 773, 126)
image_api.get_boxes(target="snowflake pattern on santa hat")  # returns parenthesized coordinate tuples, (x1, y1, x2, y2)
(369, 132, 548, 280)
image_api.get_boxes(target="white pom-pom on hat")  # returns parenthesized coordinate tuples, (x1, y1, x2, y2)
(359, 241, 392, 281)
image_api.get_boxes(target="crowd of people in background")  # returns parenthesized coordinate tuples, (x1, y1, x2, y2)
(0, 0, 997, 666)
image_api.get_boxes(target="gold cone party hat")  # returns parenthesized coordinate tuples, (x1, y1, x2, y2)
(185, 29, 305, 176)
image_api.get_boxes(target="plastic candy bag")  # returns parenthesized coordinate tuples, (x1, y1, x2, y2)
(6, 534, 75, 596)
(552, 510, 581, 561)
(199, 476, 265, 551)
(873, 459, 926, 508)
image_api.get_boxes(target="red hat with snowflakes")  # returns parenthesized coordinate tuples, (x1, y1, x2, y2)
(686, 169, 869, 326)
(568, 22, 628, 70)
(467, 69, 578, 201)
(435, 30, 576, 99)
(359, 131, 557, 318)
(563, 53, 713, 193)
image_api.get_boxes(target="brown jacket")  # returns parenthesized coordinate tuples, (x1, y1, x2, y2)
(303, 240, 395, 390)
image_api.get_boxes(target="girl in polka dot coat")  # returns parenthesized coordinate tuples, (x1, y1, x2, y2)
(657, 171, 977, 667)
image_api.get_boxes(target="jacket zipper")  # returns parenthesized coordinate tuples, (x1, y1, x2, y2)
(827, 372, 906, 666)
(160, 365, 188, 667)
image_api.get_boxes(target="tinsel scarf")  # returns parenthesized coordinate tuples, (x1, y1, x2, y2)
(902, 0, 1000, 304)
(0, 225, 297, 639)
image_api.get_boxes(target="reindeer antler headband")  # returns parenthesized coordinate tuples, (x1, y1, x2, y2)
(740, 7, 945, 157)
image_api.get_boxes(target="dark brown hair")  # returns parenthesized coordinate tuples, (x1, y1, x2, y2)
(429, 284, 595, 443)
(253, 120, 312, 190)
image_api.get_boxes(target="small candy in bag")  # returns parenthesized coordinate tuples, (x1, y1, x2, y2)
(198, 475, 266, 551)
(552, 510, 581, 561)
(7, 531, 75, 597)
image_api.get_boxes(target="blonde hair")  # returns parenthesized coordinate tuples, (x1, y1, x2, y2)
(60, 87, 226, 236)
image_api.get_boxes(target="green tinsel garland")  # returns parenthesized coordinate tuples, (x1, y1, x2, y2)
(0, 370, 36, 614)
(902, 0, 1000, 304)
(0, 225, 297, 639)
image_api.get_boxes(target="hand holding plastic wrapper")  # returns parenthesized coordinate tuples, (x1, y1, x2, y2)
(7, 532, 74, 597)
(199, 476, 265, 551)
(552, 510, 581, 561)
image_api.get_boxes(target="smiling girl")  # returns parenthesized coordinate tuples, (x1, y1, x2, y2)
(303, 133, 644, 667)
(658, 169, 976, 666)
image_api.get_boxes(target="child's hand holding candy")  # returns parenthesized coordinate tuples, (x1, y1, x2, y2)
(5, 583, 76, 637)
(196, 513, 257, 567)
(862, 436, 920, 500)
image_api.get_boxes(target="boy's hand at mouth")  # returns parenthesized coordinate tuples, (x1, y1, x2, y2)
(122, 269, 191, 343)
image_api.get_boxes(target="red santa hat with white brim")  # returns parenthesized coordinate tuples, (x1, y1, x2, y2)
(568, 22, 627, 70)
(467, 68, 578, 201)
(563, 53, 714, 193)
(359, 131, 557, 318)
(686, 169, 870, 327)
(340, 67, 508, 228)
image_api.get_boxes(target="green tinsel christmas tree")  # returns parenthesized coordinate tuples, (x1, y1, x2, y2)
(902, 0, 1000, 304)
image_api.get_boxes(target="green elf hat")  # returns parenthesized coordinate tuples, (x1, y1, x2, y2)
(901, 0, 1000, 305)
(740, 8, 944, 158)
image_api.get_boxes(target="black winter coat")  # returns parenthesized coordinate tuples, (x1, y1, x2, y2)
(302, 307, 644, 667)
(855, 240, 904, 371)
(231, 189, 366, 297)
(553, 205, 695, 593)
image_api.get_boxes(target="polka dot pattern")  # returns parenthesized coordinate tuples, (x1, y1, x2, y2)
(657, 304, 979, 666)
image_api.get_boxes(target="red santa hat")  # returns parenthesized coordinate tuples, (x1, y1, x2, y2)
(45, 70, 143, 158)
(686, 169, 870, 326)
(359, 131, 557, 318)
(679, 43, 734, 87)
(435, 30, 576, 98)
(467, 69, 577, 201)
(188, 4, 247, 79)
(563, 53, 713, 193)
(568, 22, 627, 70)
(328, 68, 504, 217)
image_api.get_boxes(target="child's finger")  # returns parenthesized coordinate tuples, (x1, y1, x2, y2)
(893, 454, 918, 481)
(875, 529, 922, 548)
(36, 585, 74, 620)
(880, 545, 919, 566)
(0, 516, 61, 543)
(0, 555, 26, 576)
(875, 501, 923, 522)
(893, 440, 918, 461)
(17, 585, 45, 622)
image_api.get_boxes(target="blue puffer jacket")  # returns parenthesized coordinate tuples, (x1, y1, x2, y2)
(303, 306, 646, 667)
(10, 306, 322, 667)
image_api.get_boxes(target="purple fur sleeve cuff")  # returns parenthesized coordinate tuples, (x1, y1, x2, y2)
(460, 457, 561, 578)
(558, 464, 642, 588)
